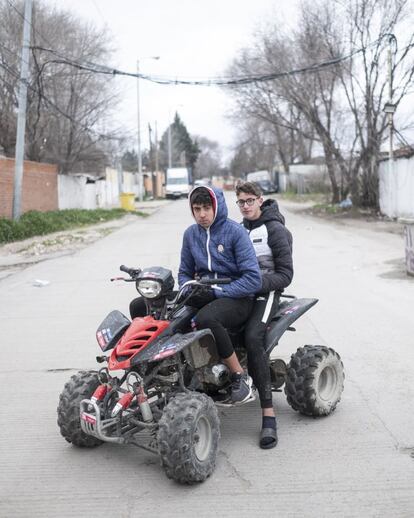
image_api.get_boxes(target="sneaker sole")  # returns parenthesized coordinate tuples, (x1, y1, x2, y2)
(215, 392, 256, 408)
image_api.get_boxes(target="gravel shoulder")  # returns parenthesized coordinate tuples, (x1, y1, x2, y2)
(279, 198, 405, 236)
(0, 199, 172, 280)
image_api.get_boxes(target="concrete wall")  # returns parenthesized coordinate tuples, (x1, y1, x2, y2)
(58, 169, 137, 210)
(0, 157, 58, 218)
(379, 157, 414, 218)
(58, 175, 97, 210)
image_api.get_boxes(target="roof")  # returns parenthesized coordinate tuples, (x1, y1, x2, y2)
(379, 145, 414, 161)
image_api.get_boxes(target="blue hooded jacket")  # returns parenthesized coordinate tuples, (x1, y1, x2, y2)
(178, 186, 261, 298)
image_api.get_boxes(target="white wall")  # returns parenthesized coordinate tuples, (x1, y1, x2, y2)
(58, 175, 96, 210)
(379, 156, 414, 218)
(58, 169, 138, 210)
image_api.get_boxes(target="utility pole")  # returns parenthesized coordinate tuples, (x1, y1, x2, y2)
(387, 38, 394, 164)
(136, 59, 143, 202)
(148, 123, 156, 198)
(12, 0, 33, 220)
(168, 116, 172, 168)
(136, 56, 160, 201)
(383, 35, 397, 216)
(116, 156, 123, 197)
(154, 121, 159, 198)
(154, 121, 159, 172)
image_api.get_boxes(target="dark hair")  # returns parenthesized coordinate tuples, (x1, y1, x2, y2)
(190, 187, 212, 206)
(235, 181, 262, 197)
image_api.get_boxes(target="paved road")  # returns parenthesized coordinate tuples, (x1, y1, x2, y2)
(1, 194, 413, 517)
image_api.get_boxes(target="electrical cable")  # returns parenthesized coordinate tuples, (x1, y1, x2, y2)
(0, 60, 124, 142)
(4, 1, 406, 89)
(5, 0, 55, 50)
(31, 33, 398, 87)
(90, 0, 107, 25)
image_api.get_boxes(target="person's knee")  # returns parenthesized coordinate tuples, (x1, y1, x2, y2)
(130, 297, 146, 319)
(195, 310, 214, 329)
(195, 301, 222, 327)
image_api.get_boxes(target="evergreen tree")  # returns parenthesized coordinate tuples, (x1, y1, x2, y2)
(159, 113, 200, 170)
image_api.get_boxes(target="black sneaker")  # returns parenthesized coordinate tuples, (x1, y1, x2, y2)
(230, 372, 253, 403)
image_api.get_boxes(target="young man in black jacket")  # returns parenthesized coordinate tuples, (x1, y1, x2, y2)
(236, 181, 293, 449)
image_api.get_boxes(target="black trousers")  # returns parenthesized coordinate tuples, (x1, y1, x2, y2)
(244, 292, 280, 409)
(129, 297, 147, 319)
(195, 297, 254, 359)
(130, 294, 253, 366)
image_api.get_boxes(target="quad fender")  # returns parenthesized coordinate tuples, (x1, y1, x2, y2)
(131, 328, 216, 365)
(265, 298, 318, 354)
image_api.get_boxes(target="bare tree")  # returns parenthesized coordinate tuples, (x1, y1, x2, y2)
(227, 45, 317, 175)
(226, 0, 414, 207)
(194, 136, 222, 180)
(229, 12, 344, 201)
(0, 0, 122, 174)
(332, 0, 414, 206)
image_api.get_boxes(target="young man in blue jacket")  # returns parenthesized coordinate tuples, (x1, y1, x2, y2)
(179, 186, 261, 403)
(236, 181, 293, 449)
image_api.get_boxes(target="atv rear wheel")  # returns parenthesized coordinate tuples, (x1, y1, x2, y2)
(285, 345, 344, 416)
(158, 392, 220, 484)
(57, 370, 103, 447)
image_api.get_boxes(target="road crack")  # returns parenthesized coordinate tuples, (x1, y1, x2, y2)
(219, 450, 252, 489)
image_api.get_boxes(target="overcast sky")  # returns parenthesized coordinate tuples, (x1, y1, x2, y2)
(51, 0, 299, 161)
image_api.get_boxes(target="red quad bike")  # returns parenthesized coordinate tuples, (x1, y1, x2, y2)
(57, 265, 345, 484)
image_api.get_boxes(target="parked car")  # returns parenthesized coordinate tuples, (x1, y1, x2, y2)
(256, 179, 278, 194)
(246, 170, 278, 194)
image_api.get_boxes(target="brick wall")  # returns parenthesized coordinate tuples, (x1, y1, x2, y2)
(0, 157, 58, 218)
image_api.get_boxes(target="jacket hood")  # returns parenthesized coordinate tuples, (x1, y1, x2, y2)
(243, 198, 285, 228)
(188, 186, 228, 228)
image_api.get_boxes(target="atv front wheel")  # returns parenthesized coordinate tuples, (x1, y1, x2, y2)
(57, 370, 103, 447)
(158, 392, 220, 484)
(285, 345, 344, 416)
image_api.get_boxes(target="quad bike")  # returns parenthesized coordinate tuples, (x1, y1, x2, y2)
(57, 265, 345, 484)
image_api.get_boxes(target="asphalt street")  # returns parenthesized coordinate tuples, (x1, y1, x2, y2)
(0, 194, 413, 518)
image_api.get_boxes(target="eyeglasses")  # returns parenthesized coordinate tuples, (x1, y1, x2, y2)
(236, 197, 258, 207)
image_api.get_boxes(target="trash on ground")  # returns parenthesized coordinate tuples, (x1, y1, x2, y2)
(33, 279, 50, 287)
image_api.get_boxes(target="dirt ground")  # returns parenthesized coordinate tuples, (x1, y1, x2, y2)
(280, 198, 405, 236)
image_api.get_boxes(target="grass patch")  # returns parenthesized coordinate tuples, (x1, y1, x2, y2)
(311, 203, 341, 214)
(278, 192, 329, 204)
(0, 208, 141, 244)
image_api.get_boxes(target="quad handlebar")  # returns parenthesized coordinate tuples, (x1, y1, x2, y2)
(119, 265, 141, 277)
(198, 277, 231, 285)
(112, 265, 232, 313)
(115, 265, 231, 288)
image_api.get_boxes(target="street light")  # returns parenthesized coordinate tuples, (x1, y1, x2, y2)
(137, 56, 160, 201)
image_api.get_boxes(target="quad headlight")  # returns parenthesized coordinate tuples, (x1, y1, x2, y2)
(137, 279, 162, 299)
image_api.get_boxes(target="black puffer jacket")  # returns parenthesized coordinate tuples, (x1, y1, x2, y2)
(242, 199, 293, 295)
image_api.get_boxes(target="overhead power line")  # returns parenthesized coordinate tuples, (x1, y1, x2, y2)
(31, 35, 397, 87)
(0, 60, 124, 142)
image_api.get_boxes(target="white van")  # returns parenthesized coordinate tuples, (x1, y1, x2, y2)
(165, 168, 190, 199)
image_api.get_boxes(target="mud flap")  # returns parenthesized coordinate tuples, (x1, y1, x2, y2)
(131, 329, 216, 364)
(265, 298, 318, 354)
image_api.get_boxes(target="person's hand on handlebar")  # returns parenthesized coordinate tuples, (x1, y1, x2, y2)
(186, 285, 216, 309)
